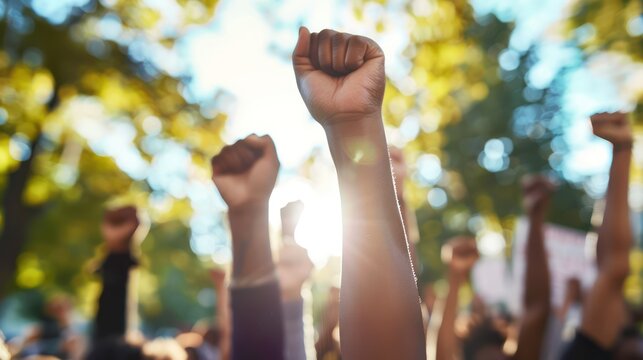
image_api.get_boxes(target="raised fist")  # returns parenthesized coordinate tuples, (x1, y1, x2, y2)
(590, 112, 633, 147)
(441, 236, 479, 276)
(101, 206, 139, 253)
(292, 27, 385, 126)
(211, 134, 280, 209)
(281, 200, 305, 240)
(521, 175, 555, 216)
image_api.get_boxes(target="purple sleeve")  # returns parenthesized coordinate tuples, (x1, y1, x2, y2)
(231, 281, 285, 360)
(283, 298, 306, 360)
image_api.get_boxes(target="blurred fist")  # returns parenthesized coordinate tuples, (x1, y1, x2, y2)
(441, 237, 479, 276)
(292, 27, 385, 126)
(277, 243, 314, 300)
(211, 134, 280, 209)
(389, 147, 407, 196)
(521, 175, 555, 216)
(590, 112, 633, 146)
(102, 206, 139, 253)
(281, 200, 305, 240)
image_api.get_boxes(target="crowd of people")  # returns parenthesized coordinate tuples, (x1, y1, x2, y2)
(1, 27, 641, 360)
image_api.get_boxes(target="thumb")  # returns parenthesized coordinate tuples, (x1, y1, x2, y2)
(292, 26, 314, 78)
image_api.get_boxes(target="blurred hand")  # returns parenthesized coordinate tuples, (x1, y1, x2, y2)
(101, 206, 139, 253)
(277, 243, 314, 300)
(210, 268, 227, 289)
(389, 147, 407, 197)
(442, 237, 479, 277)
(281, 200, 305, 240)
(211, 134, 280, 209)
(521, 175, 555, 217)
(293, 27, 385, 126)
(590, 112, 633, 146)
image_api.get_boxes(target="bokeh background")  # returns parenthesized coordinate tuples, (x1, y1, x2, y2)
(0, 0, 641, 339)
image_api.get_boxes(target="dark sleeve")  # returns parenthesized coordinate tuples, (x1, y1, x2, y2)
(231, 280, 285, 360)
(560, 330, 613, 360)
(283, 298, 306, 360)
(93, 252, 137, 342)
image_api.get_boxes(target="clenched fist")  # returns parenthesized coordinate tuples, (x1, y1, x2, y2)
(521, 175, 555, 217)
(441, 236, 479, 276)
(590, 112, 633, 147)
(211, 134, 280, 209)
(102, 206, 140, 253)
(293, 27, 385, 126)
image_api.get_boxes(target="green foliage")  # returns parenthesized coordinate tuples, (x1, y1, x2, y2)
(0, 0, 225, 331)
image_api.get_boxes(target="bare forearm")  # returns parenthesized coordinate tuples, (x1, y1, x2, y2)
(515, 213, 550, 360)
(436, 274, 463, 360)
(597, 148, 632, 273)
(325, 116, 426, 359)
(228, 203, 274, 281)
(523, 213, 550, 311)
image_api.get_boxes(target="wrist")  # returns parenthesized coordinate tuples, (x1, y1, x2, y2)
(322, 112, 383, 132)
(527, 210, 546, 222)
(448, 270, 467, 284)
(323, 113, 387, 166)
(613, 141, 633, 153)
(105, 241, 132, 254)
(228, 200, 269, 216)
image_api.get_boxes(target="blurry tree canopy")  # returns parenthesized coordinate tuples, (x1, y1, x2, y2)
(352, 0, 642, 300)
(0, 0, 641, 334)
(0, 0, 226, 326)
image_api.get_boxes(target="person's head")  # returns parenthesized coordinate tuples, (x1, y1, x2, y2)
(462, 318, 508, 360)
(44, 294, 73, 324)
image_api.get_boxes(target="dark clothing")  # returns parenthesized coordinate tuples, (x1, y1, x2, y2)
(283, 298, 306, 360)
(86, 337, 143, 360)
(231, 281, 285, 360)
(93, 252, 137, 342)
(561, 330, 613, 360)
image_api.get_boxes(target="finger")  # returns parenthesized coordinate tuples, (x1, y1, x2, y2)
(292, 26, 311, 59)
(226, 146, 249, 173)
(212, 145, 242, 175)
(309, 32, 321, 70)
(331, 32, 350, 75)
(344, 35, 368, 72)
(317, 29, 337, 75)
(244, 134, 279, 165)
(234, 140, 258, 165)
(211, 146, 230, 175)
(293, 26, 313, 77)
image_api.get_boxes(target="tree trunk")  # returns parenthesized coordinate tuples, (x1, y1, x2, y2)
(0, 133, 40, 300)
(0, 83, 57, 300)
